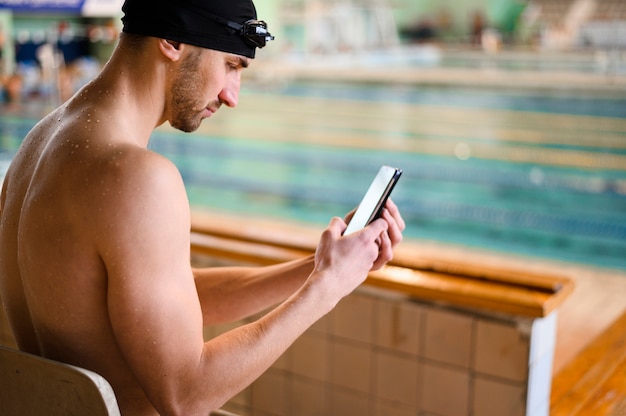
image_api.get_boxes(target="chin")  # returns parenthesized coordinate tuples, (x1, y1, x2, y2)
(170, 117, 202, 133)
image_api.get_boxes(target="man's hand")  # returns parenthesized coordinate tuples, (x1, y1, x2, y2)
(342, 198, 405, 270)
(311, 199, 405, 300)
(372, 198, 405, 270)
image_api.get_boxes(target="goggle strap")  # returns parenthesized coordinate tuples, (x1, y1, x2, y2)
(199, 11, 273, 47)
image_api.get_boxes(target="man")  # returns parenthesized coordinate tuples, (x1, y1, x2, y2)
(0, 0, 405, 414)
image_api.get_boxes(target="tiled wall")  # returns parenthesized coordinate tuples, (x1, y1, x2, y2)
(205, 286, 557, 416)
(0, 300, 17, 348)
(0, 258, 557, 416)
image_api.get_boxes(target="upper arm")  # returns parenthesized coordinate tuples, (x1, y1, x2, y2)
(95, 150, 205, 411)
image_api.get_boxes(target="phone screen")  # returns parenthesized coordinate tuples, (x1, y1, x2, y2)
(344, 165, 402, 235)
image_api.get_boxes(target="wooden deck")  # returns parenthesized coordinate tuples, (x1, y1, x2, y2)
(551, 309, 626, 416)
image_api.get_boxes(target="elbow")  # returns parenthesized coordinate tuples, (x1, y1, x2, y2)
(152, 388, 230, 416)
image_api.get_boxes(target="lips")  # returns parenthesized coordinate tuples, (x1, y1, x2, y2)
(202, 107, 216, 118)
(204, 102, 221, 117)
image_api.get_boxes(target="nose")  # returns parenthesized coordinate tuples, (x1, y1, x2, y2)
(218, 72, 241, 108)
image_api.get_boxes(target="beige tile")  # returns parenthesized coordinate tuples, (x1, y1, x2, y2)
(474, 319, 530, 382)
(253, 411, 280, 416)
(330, 341, 372, 394)
(374, 351, 419, 408)
(420, 362, 470, 416)
(290, 331, 330, 382)
(330, 388, 371, 416)
(251, 370, 287, 416)
(374, 400, 416, 416)
(331, 292, 375, 344)
(310, 312, 332, 335)
(473, 377, 526, 416)
(222, 403, 251, 416)
(291, 378, 329, 416)
(202, 325, 215, 341)
(227, 386, 251, 408)
(272, 347, 291, 372)
(209, 320, 246, 338)
(375, 298, 421, 356)
(423, 308, 473, 368)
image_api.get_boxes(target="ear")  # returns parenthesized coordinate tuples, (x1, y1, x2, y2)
(158, 38, 184, 62)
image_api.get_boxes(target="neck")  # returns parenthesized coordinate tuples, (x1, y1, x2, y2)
(72, 37, 170, 147)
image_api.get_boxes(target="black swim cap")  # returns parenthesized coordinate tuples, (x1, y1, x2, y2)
(121, 0, 273, 58)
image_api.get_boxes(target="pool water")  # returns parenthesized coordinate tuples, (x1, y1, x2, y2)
(1, 81, 625, 271)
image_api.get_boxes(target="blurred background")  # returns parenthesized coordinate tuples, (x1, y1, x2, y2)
(0, 0, 625, 271)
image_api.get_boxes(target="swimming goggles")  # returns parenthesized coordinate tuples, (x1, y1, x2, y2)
(207, 13, 275, 49)
(235, 19, 274, 49)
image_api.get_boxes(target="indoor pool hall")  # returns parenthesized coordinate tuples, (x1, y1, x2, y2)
(1, 1, 626, 415)
(3, 63, 626, 415)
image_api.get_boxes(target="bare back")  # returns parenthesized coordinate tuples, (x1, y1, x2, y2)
(0, 97, 171, 413)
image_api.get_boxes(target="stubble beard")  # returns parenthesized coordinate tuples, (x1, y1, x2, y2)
(170, 50, 207, 133)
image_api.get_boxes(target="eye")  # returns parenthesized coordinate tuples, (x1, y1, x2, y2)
(225, 56, 249, 71)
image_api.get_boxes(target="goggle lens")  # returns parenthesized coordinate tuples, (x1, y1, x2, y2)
(241, 20, 274, 48)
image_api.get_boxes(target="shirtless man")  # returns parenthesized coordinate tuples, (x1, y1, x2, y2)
(0, 1, 404, 414)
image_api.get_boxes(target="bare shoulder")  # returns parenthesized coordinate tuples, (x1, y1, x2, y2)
(97, 141, 183, 194)
(85, 140, 190, 226)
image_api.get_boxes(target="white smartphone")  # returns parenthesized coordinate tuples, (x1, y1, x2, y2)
(344, 165, 402, 235)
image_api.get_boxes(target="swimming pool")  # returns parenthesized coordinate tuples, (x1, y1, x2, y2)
(1, 81, 625, 271)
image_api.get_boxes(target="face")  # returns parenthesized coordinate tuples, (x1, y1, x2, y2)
(169, 47, 248, 133)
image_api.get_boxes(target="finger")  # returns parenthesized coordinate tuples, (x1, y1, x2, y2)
(372, 231, 393, 270)
(380, 230, 392, 254)
(381, 208, 403, 246)
(363, 217, 388, 240)
(343, 208, 357, 224)
(385, 199, 406, 231)
(328, 216, 348, 237)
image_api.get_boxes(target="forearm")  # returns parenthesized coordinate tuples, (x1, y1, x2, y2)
(194, 273, 334, 412)
(193, 255, 315, 325)
(124, 269, 334, 416)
